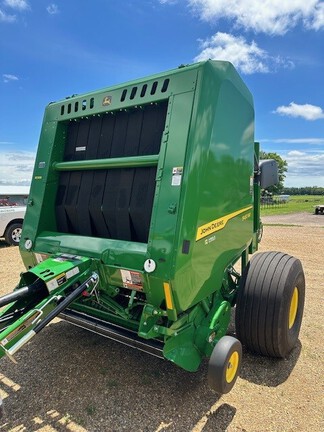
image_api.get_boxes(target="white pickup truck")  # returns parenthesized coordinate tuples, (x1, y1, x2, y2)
(0, 186, 29, 246)
(0, 206, 26, 246)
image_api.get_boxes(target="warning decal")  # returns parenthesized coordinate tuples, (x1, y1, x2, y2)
(46, 266, 79, 293)
(120, 270, 143, 291)
(46, 272, 67, 292)
(196, 206, 253, 241)
(171, 167, 183, 186)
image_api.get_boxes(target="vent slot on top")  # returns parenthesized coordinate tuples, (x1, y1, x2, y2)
(120, 78, 170, 102)
(60, 97, 95, 116)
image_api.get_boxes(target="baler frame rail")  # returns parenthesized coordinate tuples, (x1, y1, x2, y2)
(60, 309, 164, 359)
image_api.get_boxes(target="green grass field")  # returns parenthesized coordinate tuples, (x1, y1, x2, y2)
(260, 195, 324, 216)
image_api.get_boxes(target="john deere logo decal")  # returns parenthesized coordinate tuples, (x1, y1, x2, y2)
(102, 96, 112, 106)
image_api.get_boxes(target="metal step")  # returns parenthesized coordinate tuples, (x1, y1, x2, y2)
(59, 309, 164, 359)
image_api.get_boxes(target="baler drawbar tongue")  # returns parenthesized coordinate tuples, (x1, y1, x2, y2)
(0, 254, 97, 363)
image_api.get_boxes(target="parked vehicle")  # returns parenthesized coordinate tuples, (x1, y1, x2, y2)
(315, 204, 324, 214)
(0, 206, 26, 245)
(0, 185, 29, 207)
(0, 187, 28, 246)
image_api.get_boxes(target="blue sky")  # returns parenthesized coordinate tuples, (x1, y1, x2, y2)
(0, 0, 323, 188)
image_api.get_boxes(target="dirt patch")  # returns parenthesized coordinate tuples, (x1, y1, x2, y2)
(0, 227, 323, 432)
(262, 211, 324, 227)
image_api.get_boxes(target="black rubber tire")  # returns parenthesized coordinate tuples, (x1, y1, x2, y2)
(4, 223, 22, 246)
(208, 336, 242, 394)
(235, 251, 305, 358)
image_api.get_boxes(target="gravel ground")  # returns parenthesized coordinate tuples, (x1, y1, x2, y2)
(0, 216, 323, 431)
(262, 211, 324, 227)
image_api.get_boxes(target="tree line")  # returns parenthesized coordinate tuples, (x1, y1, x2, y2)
(282, 186, 324, 195)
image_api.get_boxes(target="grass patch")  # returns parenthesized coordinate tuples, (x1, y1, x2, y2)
(107, 379, 118, 388)
(86, 405, 96, 416)
(261, 195, 324, 216)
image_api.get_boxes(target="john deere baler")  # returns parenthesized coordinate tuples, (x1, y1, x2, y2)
(0, 61, 305, 394)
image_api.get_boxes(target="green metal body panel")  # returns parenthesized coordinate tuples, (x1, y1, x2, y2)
(1, 61, 260, 371)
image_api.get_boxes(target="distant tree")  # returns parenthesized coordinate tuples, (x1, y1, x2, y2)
(260, 151, 288, 194)
(283, 186, 324, 195)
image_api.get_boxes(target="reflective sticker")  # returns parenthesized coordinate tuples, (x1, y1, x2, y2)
(163, 282, 173, 310)
(76, 146, 86, 152)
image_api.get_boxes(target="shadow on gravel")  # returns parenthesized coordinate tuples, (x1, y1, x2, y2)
(0, 321, 222, 432)
(239, 341, 302, 387)
(0, 240, 11, 249)
(202, 403, 237, 432)
(0, 320, 302, 431)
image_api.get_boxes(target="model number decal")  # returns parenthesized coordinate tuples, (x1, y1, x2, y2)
(205, 235, 216, 245)
(242, 212, 251, 221)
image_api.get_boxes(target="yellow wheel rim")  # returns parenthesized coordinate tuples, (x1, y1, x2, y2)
(288, 287, 299, 329)
(226, 351, 239, 383)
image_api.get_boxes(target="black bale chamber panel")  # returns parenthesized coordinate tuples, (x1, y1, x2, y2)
(56, 102, 168, 243)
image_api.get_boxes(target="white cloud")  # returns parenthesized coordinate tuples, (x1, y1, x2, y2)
(275, 150, 324, 186)
(274, 102, 324, 120)
(4, 0, 29, 11)
(47, 4, 59, 15)
(194, 32, 293, 74)
(1, 0, 29, 23)
(286, 150, 324, 175)
(0, 9, 16, 22)
(188, 0, 323, 34)
(2, 74, 19, 83)
(307, 1, 324, 30)
(287, 150, 306, 157)
(0, 151, 35, 186)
